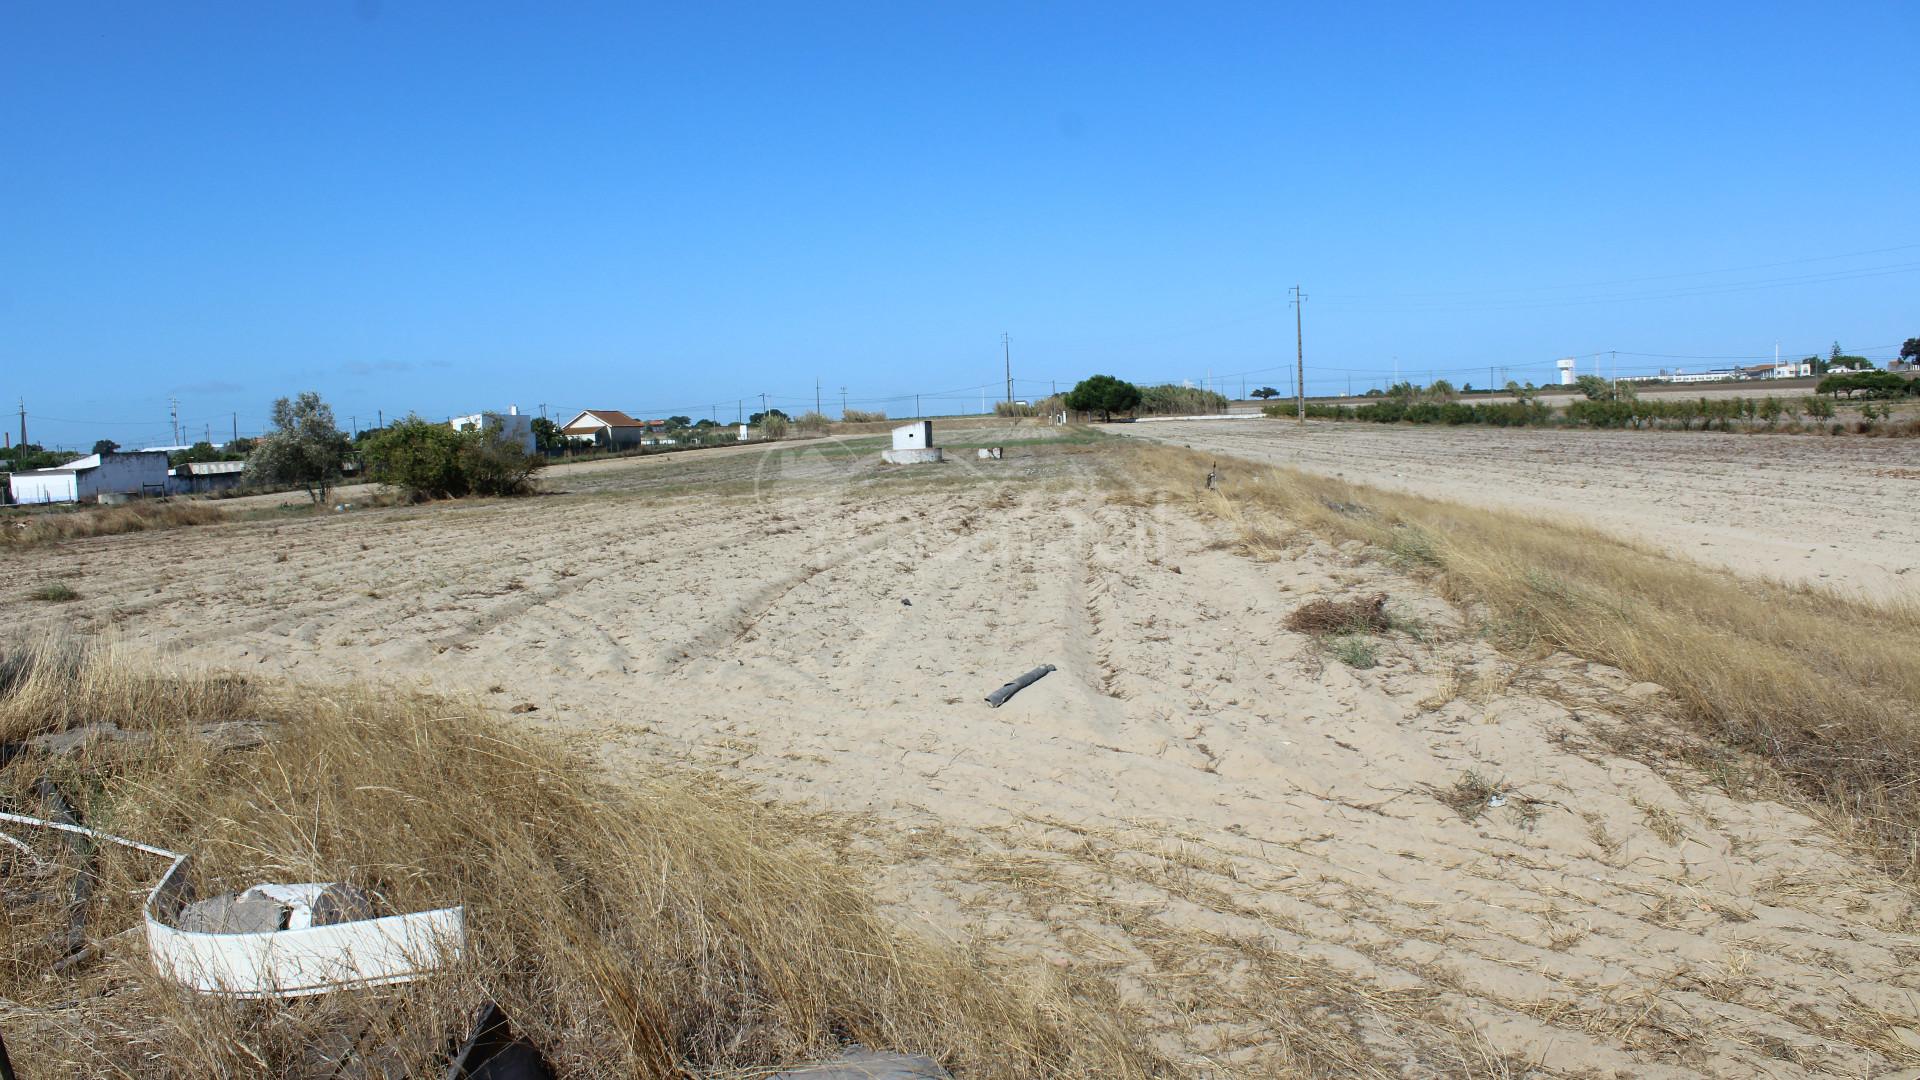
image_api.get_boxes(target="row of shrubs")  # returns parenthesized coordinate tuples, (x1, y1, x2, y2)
(1274, 394, 1914, 433)
(363, 418, 546, 499)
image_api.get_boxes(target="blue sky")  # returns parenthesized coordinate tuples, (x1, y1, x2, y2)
(3, 2, 1916, 447)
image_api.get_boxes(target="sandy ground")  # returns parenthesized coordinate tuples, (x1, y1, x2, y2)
(6, 428, 1919, 1076)
(1117, 418, 1920, 601)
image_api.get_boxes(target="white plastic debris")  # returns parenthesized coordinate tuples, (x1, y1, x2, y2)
(0, 810, 464, 999)
(1487, 794, 1507, 809)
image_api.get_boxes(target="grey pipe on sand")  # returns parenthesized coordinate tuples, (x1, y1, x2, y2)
(985, 665, 1056, 708)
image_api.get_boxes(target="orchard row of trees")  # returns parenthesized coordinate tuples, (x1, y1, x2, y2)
(1282, 389, 1916, 432)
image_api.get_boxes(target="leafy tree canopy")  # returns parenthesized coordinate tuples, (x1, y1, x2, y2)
(245, 391, 351, 503)
(1064, 375, 1143, 420)
(92, 439, 120, 456)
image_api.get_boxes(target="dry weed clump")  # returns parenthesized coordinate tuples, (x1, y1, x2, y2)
(0, 501, 226, 548)
(0, 638, 1165, 1078)
(1283, 592, 1388, 635)
(1134, 443, 1920, 882)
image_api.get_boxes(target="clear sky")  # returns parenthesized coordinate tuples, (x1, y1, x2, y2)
(3, 2, 1916, 448)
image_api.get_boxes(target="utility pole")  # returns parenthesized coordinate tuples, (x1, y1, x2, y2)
(232, 413, 238, 444)
(915, 394, 921, 419)
(1290, 285, 1307, 423)
(19, 397, 27, 448)
(760, 392, 768, 420)
(377, 409, 384, 429)
(170, 397, 180, 445)
(204, 423, 211, 444)
(840, 386, 847, 416)
(816, 378, 821, 416)
(538, 403, 547, 420)
(1002, 332, 1013, 406)
(349, 416, 357, 438)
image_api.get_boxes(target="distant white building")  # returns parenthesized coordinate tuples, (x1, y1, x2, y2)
(451, 405, 536, 452)
(7, 451, 171, 505)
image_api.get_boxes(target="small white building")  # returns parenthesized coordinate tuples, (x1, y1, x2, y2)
(8, 451, 171, 505)
(1557, 358, 1577, 385)
(451, 406, 536, 453)
(881, 421, 942, 464)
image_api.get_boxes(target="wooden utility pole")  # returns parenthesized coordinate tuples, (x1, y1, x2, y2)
(1002, 332, 1013, 406)
(1290, 286, 1307, 423)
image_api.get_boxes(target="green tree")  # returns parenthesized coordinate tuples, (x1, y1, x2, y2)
(245, 391, 351, 503)
(91, 439, 120, 456)
(748, 409, 789, 426)
(665, 415, 693, 430)
(364, 415, 545, 499)
(1427, 379, 1458, 402)
(1064, 375, 1143, 421)
(1573, 374, 1617, 401)
(529, 416, 565, 454)
(1900, 337, 1920, 367)
(1250, 386, 1280, 400)
(170, 441, 223, 467)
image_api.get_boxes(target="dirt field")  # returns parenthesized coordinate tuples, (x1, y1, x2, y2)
(1119, 418, 1920, 600)
(6, 426, 1919, 1076)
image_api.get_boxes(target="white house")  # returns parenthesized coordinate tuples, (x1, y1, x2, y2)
(451, 406, 536, 453)
(560, 410, 659, 450)
(7, 451, 171, 505)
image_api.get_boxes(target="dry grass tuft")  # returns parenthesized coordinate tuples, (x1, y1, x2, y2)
(1283, 592, 1389, 635)
(0, 638, 1166, 1078)
(23, 582, 79, 603)
(0, 501, 226, 547)
(1133, 443, 1920, 882)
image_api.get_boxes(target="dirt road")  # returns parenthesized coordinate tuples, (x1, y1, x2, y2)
(1118, 418, 1920, 599)
(6, 431, 1917, 1075)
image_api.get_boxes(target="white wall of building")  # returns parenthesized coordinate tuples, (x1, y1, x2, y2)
(451, 408, 536, 452)
(8, 471, 79, 504)
(76, 452, 171, 499)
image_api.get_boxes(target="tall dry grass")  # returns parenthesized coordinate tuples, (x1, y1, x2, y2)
(1132, 444, 1920, 879)
(0, 638, 1166, 1078)
(0, 501, 226, 548)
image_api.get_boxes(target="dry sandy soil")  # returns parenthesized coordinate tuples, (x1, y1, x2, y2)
(6, 425, 1919, 1076)
(1118, 418, 1920, 601)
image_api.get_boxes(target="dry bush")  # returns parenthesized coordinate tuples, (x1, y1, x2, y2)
(793, 411, 831, 435)
(1134, 444, 1920, 881)
(0, 501, 225, 548)
(0, 638, 1165, 1078)
(840, 409, 887, 424)
(1284, 592, 1388, 635)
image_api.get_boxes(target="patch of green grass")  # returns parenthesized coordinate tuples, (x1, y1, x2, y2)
(27, 582, 79, 603)
(1329, 634, 1378, 669)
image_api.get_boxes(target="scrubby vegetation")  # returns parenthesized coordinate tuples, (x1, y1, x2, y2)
(362, 416, 546, 499)
(1136, 384, 1230, 416)
(1273, 391, 1917, 436)
(840, 408, 888, 423)
(0, 639, 1164, 1077)
(0, 501, 227, 548)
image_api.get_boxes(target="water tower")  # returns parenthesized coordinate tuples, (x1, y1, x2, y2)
(1557, 358, 1577, 386)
